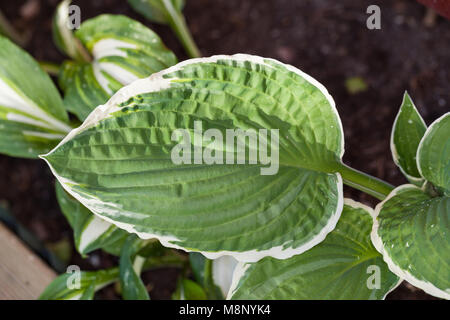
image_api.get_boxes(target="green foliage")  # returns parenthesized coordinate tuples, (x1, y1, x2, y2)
(39, 268, 119, 300)
(375, 111, 450, 299)
(0, 37, 71, 158)
(0, 2, 447, 300)
(43, 54, 346, 261)
(391, 92, 427, 185)
(230, 201, 400, 299)
(119, 235, 150, 300)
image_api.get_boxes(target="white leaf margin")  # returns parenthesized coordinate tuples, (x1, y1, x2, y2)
(371, 184, 450, 300)
(416, 112, 450, 187)
(227, 198, 402, 300)
(390, 92, 426, 185)
(41, 54, 345, 263)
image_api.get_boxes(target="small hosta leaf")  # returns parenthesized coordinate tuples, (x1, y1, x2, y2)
(229, 200, 400, 300)
(0, 37, 72, 158)
(119, 235, 150, 300)
(59, 14, 177, 121)
(39, 268, 119, 300)
(391, 92, 427, 186)
(128, 0, 185, 25)
(52, 0, 91, 62)
(56, 182, 128, 256)
(43, 54, 345, 262)
(372, 185, 450, 299)
(417, 113, 450, 195)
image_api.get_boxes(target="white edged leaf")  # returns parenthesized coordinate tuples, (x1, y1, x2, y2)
(417, 112, 450, 196)
(228, 199, 400, 300)
(39, 268, 118, 300)
(43, 54, 345, 263)
(372, 184, 450, 299)
(59, 14, 177, 121)
(55, 181, 129, 256)
(0, 37, 72, 158)
(128, 0, 185, 25)
(391, 92, 427, 186)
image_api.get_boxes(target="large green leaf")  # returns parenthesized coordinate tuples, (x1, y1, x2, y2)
(391, 92, 427, 186)
(417, 112, 450, 196)
(43, 54, 345, 262)
(128, 0, 185, 25)
(372, 185, 450, 299)
(0, 37, 72, 158)
(55, 182, 129, 256)
(39, 268, 119, 300)
(229, 200, 400, 300)
(58, 14, 177, 121)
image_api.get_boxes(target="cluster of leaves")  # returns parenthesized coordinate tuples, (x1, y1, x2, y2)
(0, 1, 448, 300)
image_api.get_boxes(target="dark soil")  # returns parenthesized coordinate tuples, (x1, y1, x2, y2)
(0, 0, 448, 300)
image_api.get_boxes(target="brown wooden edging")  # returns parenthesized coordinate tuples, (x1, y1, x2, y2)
(0, 222, 56, 300)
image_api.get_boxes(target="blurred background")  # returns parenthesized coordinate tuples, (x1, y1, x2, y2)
(0, 0, 448, 299)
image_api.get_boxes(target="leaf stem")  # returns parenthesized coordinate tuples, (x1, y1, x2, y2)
(162, 0, 201, 58)
(39, 61, 60, 76)
(337, 163, 395, 200)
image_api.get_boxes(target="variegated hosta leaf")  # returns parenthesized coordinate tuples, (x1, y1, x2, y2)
(59, 14, 177, 121)
(372, 185, 449, 299)
(229, 200, 400, 300)
(43, 54, 345, 262)
(55, 182, 129, 256)
(52, 0, 91, 62)
(128, 0, 185, 25)
(391, 92, 427, 186)
(417, 112, 450, 196)
(0, 37, 72, 158)
(39, 268, 119, 300)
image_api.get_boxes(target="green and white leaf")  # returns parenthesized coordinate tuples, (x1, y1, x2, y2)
(59, 14, 177, 121)
(372, 185, 450, 299)
(189, 253, 230, 299)
(391, 92, 427, 186)
(56, 182, 129, 256)
(128, 0, 185, 25)
(39, 268, 119, 300)
(52, 0, 91, 62)
(119, 235, 150, 300)
(0, 37, 72, 158)
(417, 113, 450, 196)
(229, 200, 400, 300)
(43, 54, 345, 262)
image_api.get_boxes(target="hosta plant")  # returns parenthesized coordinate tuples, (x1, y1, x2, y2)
(0, 1, 448, 300)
